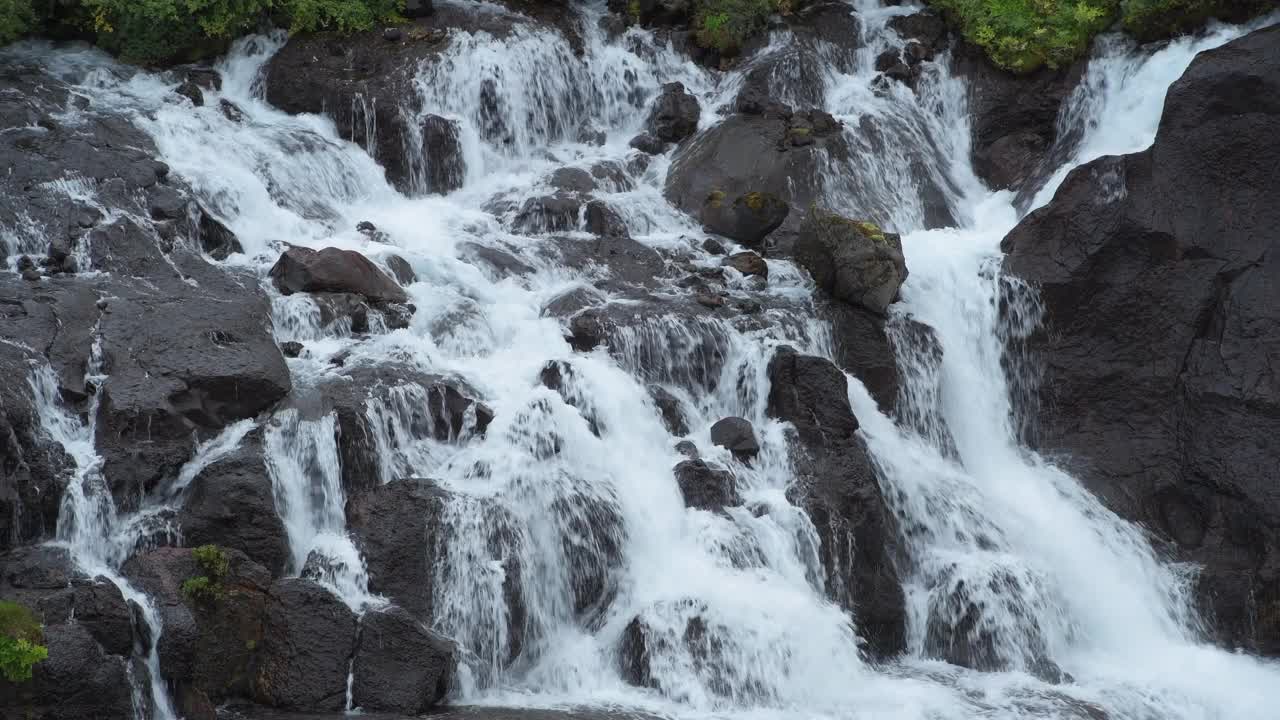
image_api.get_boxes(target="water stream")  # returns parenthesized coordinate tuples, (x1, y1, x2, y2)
(11, 1, 1280, 719)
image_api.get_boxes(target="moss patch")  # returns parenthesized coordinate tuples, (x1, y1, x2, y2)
(0, 601, 47, 682)
(182, 544, 230, 605)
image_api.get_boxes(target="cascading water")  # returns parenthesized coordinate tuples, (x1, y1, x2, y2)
(9, 2, 1280, 719)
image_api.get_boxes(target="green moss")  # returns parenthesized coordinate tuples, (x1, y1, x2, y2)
(181, 575, 222, 603)
(705, 189, 727, 208)
(182, 544, 230, 604)
(627, 0, 641, 22)
(0, 601, 47, 683)
(853, 220, 887, 243)
(741, 191, 767, 211)
(193, 544, 230, 579)
(693, 0, 777, 56)
(925, 0, 1120, 73)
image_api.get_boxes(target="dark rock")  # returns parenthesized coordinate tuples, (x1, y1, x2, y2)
(649, 385, 688, 436)
(709, 417, 759, 462)
(675, 440, 699, 459)
(645, 81, 701, 143)
(197, 209, 243, 260)
(178, 431, 290, 576)
(459, 241, 534, 278)
(176, 80, 205, 107)
(269, 246, 408, 304)
(584, 200, 629, 239)
(887, 9, 949, 55)
(550, 167, 596, 194)
(357, 220, 377, 234)
(513, 193, 583, 233)
(255, 578, 357, 711)
(875, 49, 900, 72)
(695, 293, 725, 309)
(0, 622, 136, 720)
(385, 254, 416, 285)
(219, 98, 246, 123)
(673, 459, 740, 511)
(701, 190, 790, 246)
(281, 341, 304, 358)
(404, 0, 434, 17)
(796, 209, 906, 315)
(590, 160, 633, 191)
(542, 287, 605, 318)
(1000, 26, 1280, 656)
(0, 341, 70, 548)
(33, 577, 133, 657)
(383, 27, 405, 42)
(629, 132, 667, 155)
(768, 347, 906, 658)
(186, 68, 222, 91)
(723, 250, 768, 279)
(568, 309, 608, 351)
(826, 301, 900, 411)
(351, 606, 455, 714)
(702, 238, 726, 255)
(421, 114, 465, 194)
(346, 478, 451, 622)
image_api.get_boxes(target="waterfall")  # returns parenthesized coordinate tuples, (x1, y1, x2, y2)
(9, 1, 1280, 719)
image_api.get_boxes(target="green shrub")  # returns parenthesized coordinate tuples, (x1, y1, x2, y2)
(0, 0, 37, 45)
(281, 0, 402, 33)
(182, 544, 230, 604)
(925, 0, 1120, 72)
(694, 0, 776, 55)
(0, 601, 48, 683)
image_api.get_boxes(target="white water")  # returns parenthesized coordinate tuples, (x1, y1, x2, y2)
(10, 2, 1280, 719)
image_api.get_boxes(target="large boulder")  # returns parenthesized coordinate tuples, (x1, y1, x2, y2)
(351, 605, 455, 714)
(0, 621, 137, 720)
(254, 578, 358, 711)
(645, 81, 701, 144)
(269, 246, 409, 305)
(673, 459, 740, 511)
(709, 417, 760, 462)
(796, 209, 907, 315)
(178, 430, 290, 576)
(1000, 25, 1280, 656)
(701, 190, 790, 246)
(768, 347, 906, 658)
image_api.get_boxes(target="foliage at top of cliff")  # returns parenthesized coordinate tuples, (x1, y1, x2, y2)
(0, 0, 404, 63)
(927, 0, 1279, 73)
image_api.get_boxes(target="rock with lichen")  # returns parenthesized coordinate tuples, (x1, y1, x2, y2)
(700, 190, 790, 245)
(795, 207, 906, 315)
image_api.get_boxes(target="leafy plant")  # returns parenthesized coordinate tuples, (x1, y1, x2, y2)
(0, 0, 37, 44)
(182, 544, 230, 604)
(693, 0, 776, 55)
(926, 0, 1121, 72)
(0, 601, 48, 683)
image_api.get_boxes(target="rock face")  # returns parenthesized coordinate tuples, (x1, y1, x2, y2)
(270, 246, 409, 304)
(796, 210, 907, 315)
(645, 81, 701, 144)
(673, 459, 740, 511)
(768, 347, 906, 658)
(701, 190, 790, 246)
(178, 431, 290, 576)
(351, 605, 455, 714)
(255, 578, 358, 711)
(1001, 25, 1280, 656)
(0, 620, 137, 720)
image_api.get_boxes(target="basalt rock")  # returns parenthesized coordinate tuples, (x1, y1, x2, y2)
(351, 605, 455, 714)
(0, 338, 71, 550)
(723, 250, 768, 279)
(0, 621, 137, 720)
(796, 209, 907, 315)
(709, 416, 759, 462)
(255, 578, 358, 711)
(645, 81, 701, 143)
(1000, 25, 1280, 656)
(178, 430, 290, 576)
(270, 246, 409, 305)
(701, 190, 790, 246)
(421, 114, 466, 194)
(769, 346, 906, 658)
(673, 459, 740, 511)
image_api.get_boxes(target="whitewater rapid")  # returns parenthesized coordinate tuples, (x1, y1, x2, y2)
(12, 1, 1280, 719)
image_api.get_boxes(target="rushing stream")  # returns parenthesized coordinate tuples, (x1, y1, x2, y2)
(9, 1, 1280, 718)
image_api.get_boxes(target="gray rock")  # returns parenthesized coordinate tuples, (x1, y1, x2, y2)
(795, 210, 906, 315)
(351, 606, 455, 714)
(269, 246, 409, 304)
(255, 578, 357, 711)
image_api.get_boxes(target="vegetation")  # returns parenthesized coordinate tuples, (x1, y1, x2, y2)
(924, 0, 1118, 72)
(1120, 0, 1278, 42)
(0, 601, 48, 683)
(0, 0, 404, 63)
(181, 544, 230, 604)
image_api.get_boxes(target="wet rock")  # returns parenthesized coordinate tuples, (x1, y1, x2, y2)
(30, 577, 134, 657)
(542, 286, 605, 318)
(459, 241, 534, 278)
(769, 347, 906, 658)
(383, 27, 405, 42)
(673, 459, 740, 511)
(197, 208, 243, 260)
(590, 160, 633, 191)
(421, 114, 465, 194)
(645, 81, 701, 143)
(281, 341, 304, 358)
(404, 0, 434, 17)
(219, 98, 246, 123)
(346, 478, 451, 622)
(351, 605, 455, 714)
(568, 309, 608, 351)
(702, 237, 726, 255)
(629, 132, 667, 155)
(550, 166, 596, 194)
(796, 209, 907, 315)
(255, 578, 358, 711)
(178, 430, 290, 576)
(709, 417, 759, 462)
(887, 9, 949, 56)
(0, 621, 136, 720)
(649, 385, 688, 436)
(270, 246, 409, 304)
(826, 300, 900, 411)
(695, 293, 725, 309)
(723, 250, 768, 279)
(513, 192, 583, 233)
(1000, 25, 1280, 656)
(176, 79, 205, 106)
(701, 190, 790, 246)
(584, 199, 629, 239)
(0, 341, 71, 549)
(385, 254, 416, 285)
